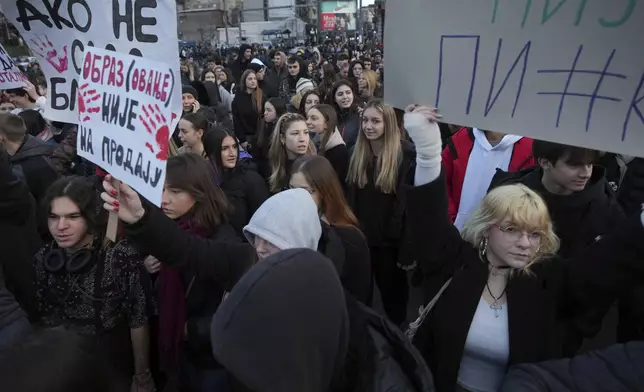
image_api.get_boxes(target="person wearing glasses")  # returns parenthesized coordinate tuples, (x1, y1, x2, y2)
(403, 104, 644, 392)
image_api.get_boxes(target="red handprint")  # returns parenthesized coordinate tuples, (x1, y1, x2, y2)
(77, 83, 101, 122)
(139, 104, 170, 161)
(30, 35, 68, 73)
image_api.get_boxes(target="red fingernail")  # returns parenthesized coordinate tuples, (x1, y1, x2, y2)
(114, 207, 119, 212)
(113, 200, 120, 207)
(111, 189, 117, 196)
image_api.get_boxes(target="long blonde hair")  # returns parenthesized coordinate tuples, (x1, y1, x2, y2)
(461, 184, 560, 274)
(361, 70, 379, 98)
(346, 100, 402, 194)
(268, 113, 317, 192)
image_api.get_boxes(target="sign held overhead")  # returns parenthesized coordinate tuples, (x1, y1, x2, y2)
(385, 1, 644, 157)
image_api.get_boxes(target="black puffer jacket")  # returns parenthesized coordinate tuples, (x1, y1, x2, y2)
(500, 341, 644, 392)
(220, 159, 270, 237)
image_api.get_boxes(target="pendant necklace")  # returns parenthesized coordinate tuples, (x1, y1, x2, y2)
(486, 282, 507, 318)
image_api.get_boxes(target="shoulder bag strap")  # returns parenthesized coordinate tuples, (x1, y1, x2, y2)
(405, 277, 452, 341)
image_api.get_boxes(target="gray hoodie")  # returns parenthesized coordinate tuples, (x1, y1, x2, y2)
(243, 188, 321, 251)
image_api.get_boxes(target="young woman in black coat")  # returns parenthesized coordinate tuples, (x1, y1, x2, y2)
(289, 155, 372, 305)
(139, 153, 247, 391)
(345, 100, 416, 326)
(328, 79, 362, 149)
(403, 104, 644, 392)
(305, 103, 349, 189)
(232, 69, 266, 149)
(251, 97, 287, 180)
(203, 127, 270, 236)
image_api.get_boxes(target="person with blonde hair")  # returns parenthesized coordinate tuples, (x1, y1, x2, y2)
(358, 70, 381, 100)
(267, 113, 316, 193)
(346, 99, 416, 326)
(403, 104, 644, 392)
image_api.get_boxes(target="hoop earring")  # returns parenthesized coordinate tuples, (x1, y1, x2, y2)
(480, 237, 489, 258)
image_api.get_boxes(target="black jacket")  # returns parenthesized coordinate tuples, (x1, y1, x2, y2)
(319, 222, 372, 306)
(179, 223, 242, 364)
(324, 144, 350, 190)
(0, 149, 40, 324)
(500, 341, 644, 392)
(249, 123, 274, 181)
(229, 44, 252, 85)
(232, 89, 266, 144)
(347, 140, 416, 256)
(337, 107, 361, 150)
(9, 135, 58, 206)
(124, 204, 257, 310)
(263, 65, 288, 99)
(407, 172, 644, 392)
(220, 160, 270, 237)
(210, 249, 349, 392)
(617, 157, 644, 215)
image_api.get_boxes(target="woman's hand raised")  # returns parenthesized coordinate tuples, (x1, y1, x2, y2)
(404, 104, 443, 186)
(101, 175, 146, 224)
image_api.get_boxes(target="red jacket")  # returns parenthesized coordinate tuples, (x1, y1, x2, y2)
(442, 128, 535, 221)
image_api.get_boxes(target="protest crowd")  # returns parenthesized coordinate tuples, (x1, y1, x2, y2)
(1, 3, 644, 392)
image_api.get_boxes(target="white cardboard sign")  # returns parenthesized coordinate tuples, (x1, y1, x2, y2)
(0, 42, 28, 89)
(385, 1, 644, 157)
(76, 46, 173, 206)
(0, 0, 181, 127)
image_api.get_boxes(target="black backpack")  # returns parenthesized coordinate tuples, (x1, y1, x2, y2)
(336, 295, 436, 392)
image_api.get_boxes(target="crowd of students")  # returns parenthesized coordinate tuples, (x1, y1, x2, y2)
(0, 41, 644, 392)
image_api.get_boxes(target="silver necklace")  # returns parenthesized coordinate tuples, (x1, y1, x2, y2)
(485, 282, 507, 318)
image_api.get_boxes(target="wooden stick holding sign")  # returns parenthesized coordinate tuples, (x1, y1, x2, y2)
(104, 180, 120, 244)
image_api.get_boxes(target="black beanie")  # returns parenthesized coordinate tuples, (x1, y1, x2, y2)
(182, 85, 198, 99)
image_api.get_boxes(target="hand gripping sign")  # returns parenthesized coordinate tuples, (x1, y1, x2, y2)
(76, 46, 175, 206)
(0, 0, 182, 129)
(0, 42, 28, 89)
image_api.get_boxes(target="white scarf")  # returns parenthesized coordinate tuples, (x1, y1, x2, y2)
(455, 129, 522, 231)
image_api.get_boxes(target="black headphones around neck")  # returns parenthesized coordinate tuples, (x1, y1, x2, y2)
(43, 240, 99, 274)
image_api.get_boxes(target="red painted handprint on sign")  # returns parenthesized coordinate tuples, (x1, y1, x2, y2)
(139, 104, 170, 161)
(77, 83, 101, 122)
(30, 35, 68, 73)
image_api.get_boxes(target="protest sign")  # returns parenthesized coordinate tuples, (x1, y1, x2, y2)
(0, 0, 181, 128)
(76, 46, 173, 206)
(0, 42, 28, 89)
(385, 1, 644, 157)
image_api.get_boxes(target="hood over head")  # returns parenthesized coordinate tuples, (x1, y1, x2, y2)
(238, 44, 253, 61)
(243, 188, 321, 250)
(211, 248, 349, 392)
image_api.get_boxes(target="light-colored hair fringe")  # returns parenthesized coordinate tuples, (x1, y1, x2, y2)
(461, 184, 560, 275)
